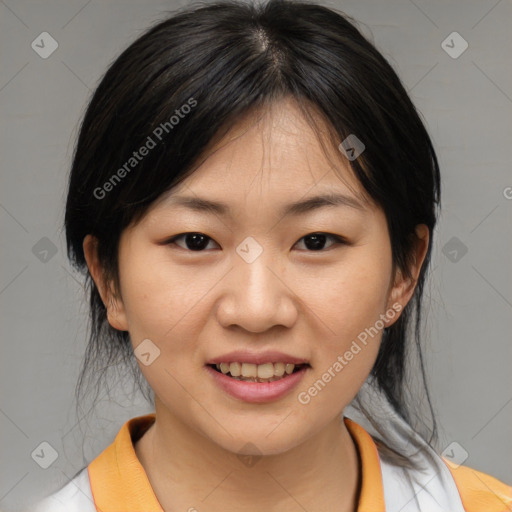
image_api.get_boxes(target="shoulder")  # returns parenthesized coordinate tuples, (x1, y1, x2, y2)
(25, 467, 96, 512)
(444, 459, 512, 512)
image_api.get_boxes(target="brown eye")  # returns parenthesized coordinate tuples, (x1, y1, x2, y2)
(167, 232, 219, 251)
(294, 233, 346, 251)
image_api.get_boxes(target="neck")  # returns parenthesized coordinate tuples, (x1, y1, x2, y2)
(134, 400, 361, 512)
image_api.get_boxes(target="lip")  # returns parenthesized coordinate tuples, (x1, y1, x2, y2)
(205, 350, 309, 366)
(205, 364, 309, 403)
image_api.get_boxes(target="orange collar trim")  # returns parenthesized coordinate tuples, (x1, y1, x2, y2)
(88, 413, 163, 511)
(345, 417, 386, 511)
(88, 413, 385, 511)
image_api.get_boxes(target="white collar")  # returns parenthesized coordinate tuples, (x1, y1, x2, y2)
(345, 379, 466, 511)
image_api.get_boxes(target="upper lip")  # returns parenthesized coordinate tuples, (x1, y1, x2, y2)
(206, 350, 310, 366)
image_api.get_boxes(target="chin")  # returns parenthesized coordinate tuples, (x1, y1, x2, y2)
(204, 420, 309, 457)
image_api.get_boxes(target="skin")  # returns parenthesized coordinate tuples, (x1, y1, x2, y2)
(83, 97, 429, 512)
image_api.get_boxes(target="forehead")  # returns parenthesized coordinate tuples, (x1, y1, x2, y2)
(151, 98, 368, 213)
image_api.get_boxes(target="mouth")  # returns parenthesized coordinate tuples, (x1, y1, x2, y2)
(207, 362, 311, 383)
(205, 359, 310, 403)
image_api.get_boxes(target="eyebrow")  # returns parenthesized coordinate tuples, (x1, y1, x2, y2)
(165, 192, 365, 218)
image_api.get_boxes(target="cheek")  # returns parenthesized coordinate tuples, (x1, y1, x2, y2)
(310, 249, 392, 342)
(117, 251, 205, 350)
(299, 246, 392, 404)
(117, 258, 208, 410)
(298, 284, 387, 419)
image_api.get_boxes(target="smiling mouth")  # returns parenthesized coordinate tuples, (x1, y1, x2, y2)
(207, 362, 310, 383)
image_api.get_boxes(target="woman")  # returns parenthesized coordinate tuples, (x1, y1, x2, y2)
(28, 0, 511, 510)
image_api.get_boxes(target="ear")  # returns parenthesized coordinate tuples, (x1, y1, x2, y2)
(82, 234, 129, 331)
(384, 224, 430, 327)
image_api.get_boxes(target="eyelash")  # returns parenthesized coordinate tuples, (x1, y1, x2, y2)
(165, 232, 348, 252)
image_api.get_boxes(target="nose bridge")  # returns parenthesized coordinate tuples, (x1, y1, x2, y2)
(236, 237, 280, 308)
(238, 244, 277, 300)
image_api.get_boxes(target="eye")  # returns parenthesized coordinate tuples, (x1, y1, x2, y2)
(294, 232, 347, 251)
(165, 232, 347, 252)
(166, 232, 219, 251)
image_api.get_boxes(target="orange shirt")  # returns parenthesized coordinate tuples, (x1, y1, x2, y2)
(86, 413, 512, 512)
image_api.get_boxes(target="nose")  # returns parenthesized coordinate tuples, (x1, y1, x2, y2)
(215, 248, 298, 334)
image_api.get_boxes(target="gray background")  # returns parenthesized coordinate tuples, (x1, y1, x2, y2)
(1, 0, 511, 510)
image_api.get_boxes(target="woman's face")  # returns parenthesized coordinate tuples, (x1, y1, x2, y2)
(85, 97, 427, 456)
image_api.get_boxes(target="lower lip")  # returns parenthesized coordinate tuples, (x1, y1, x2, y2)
(205, 365, 308, 403)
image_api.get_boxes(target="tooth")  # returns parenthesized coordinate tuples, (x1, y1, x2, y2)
(241, 363, 257, 378)
(215, 360, 303, 379)
(285, 363, 295, 374)
(229, 362, 241, 377)
(274, 362, 285, 376)
(257, 363, 275, 379)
